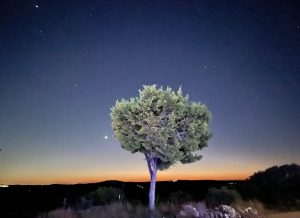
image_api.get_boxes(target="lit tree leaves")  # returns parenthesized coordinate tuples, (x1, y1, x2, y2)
(110, 85, 212, 171)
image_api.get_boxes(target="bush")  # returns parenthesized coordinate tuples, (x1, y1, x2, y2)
(238, 164, 300, 210)
(206, 187, 240, 207)
(89, 187, 124, 205)
(167, 191, 193, 205)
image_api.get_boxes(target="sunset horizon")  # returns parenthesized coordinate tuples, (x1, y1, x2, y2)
(0, 175, 251, 186)
(1, 161, 290, 185)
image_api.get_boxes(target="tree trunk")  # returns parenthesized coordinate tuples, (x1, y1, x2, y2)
(147, 157, 157, 211)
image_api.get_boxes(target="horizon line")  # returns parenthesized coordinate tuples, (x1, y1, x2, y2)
(1, 178, 248, 186)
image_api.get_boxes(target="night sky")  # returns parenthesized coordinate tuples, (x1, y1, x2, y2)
(0, 0, 300, 185)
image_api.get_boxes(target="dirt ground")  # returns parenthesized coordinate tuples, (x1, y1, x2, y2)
(268, 211, 300, 218)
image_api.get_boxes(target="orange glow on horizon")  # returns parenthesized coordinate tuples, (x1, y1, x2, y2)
(2, 172, 249, 185)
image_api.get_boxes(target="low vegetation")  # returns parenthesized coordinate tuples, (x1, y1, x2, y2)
(37, 164, 300, 218)
(39, 201, 268, 218)
(237, 164, 300, 210)
(1, 164, 299, 217)
(88, 187, 124, 205)
(206, 187, 240, 207)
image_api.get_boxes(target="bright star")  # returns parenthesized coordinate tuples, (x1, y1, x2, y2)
(104, 136, 108, 140)
(35, 5, 39, 8)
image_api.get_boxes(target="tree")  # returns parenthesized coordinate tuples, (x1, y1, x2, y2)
(110, 85, 212, 210)
(244, 164, 300, 209)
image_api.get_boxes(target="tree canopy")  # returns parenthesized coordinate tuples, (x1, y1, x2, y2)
(110, 85, 212, 171)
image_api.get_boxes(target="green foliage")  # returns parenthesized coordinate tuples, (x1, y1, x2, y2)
(206, 187, 240, 207)
(89, 187, 124, 205)
(110, 85, 212, 170)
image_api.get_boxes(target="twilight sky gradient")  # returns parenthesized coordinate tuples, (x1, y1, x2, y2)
(0, 0, 300, 185)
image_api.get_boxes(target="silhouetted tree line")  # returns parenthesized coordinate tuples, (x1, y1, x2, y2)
(236, 163, 300, 210)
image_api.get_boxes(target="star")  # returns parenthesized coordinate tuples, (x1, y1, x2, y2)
(35, 5, 39, 8)
(89, 10, 94, 17)
(104, 136, 108, 140)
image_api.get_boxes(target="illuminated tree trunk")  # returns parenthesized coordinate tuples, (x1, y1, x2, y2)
(147, 157, 157, 210)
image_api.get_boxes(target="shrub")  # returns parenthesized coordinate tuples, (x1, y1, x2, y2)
(167, 191, 193, 205)
(206, 187, 240, 207)
(238, 164, 300, 210)
(89, 187, 124, 205)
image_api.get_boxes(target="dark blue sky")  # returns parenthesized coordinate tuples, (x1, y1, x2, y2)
(0, 0, 300, 184)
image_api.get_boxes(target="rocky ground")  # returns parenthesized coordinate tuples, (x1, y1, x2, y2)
(179, 202, 265, 218)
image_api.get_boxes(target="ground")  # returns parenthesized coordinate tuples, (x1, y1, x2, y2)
(269, 212, 300, 218)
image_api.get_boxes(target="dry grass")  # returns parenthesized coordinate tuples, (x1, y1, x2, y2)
(38, 208, 79, 218)
(232, 198, 280, 218)
(38, 202, 168, 218)
(232, 198, 300, 218)
(232, 198, 266, 213)
(38, 200, 300, 218)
